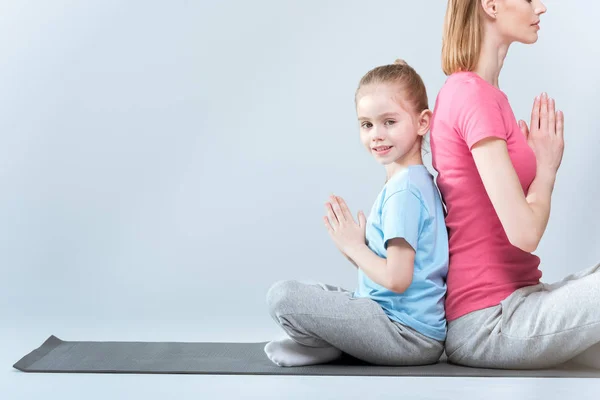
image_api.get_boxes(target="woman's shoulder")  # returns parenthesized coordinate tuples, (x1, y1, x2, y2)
(440, 71, 495, 100)
(434, 72, 505, 122)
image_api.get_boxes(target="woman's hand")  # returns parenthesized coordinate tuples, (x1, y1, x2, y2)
(324, 195, 366, 258)
(518, 92, 564, 175)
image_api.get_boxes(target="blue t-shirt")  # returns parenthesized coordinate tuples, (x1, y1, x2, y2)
(353, 165, 448, 341)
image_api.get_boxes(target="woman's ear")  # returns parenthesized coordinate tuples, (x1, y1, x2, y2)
(418, 109, 433, 136)
(480, 0, 497, 19)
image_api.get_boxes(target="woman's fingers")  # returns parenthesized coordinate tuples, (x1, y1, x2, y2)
(548, 97, 556, 136)
(540, 92, 549, 134)
(519, 120, 529, 140)
(556, 110, 564, 140)
(530, 95, 540, 134)
(527, 93, 565, 174)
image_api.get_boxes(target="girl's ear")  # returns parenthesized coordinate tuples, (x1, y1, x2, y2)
(418, 109, 432, 136)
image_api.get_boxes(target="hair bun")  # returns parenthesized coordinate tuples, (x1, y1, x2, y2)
(394, 59, 408, 66)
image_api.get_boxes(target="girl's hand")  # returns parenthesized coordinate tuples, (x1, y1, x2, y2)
(324, 195, 367, 256)
(518, 92, 564, 175)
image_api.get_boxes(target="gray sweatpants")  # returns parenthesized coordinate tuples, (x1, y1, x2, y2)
(266, 280, 444, 366)
(446, 262, 600, 369)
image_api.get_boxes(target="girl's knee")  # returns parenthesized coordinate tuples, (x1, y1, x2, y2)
(266, 280, 302, 315)
(427, 344, 445, 364)
(413, 343, 445, 366)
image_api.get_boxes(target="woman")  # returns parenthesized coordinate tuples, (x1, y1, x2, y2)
(430, 0, 600, 369)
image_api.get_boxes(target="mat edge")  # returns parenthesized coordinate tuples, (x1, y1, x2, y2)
(10, 368, 600, 378)
(13, 335, 63, 372)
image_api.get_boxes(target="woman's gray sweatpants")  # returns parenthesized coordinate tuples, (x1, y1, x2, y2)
(266, 280, 444, 366)
(446, 262, 600, 369)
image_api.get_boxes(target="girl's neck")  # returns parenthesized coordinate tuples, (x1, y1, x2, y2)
(385, 152, 424, 183)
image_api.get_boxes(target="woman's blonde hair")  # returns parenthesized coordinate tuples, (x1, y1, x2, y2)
(355, 59, 428, 114)
(442, 0, 482, 76)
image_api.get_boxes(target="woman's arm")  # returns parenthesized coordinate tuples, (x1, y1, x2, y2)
(471, 138, 554, 252)
(471, 94, 564, 253)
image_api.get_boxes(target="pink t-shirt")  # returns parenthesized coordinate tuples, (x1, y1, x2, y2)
(430, 71, 542, 321)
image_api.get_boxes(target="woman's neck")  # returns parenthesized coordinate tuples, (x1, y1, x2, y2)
(474, 32, 511, 88)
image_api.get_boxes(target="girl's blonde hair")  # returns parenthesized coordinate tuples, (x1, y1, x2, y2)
(355, 59, 430, 151)
(441, 0, 482, 75)
(355, 59, 429, 114)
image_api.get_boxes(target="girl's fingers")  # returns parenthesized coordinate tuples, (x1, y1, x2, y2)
(358, 210, 366, 228)
(548, 98, 556, 136)
(323, 216, 333, 233)
(336, 196, 353, 222)
(330, 195, 346, 223)
(325, 202, 338, 228)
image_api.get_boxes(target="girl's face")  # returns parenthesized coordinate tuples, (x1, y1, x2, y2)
(356, 84, 428, 168)
(492, 0, 547, 45)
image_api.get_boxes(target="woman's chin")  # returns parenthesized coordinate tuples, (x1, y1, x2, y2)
(522, 33, 539, 45)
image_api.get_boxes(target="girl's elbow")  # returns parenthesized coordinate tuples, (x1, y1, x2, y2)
(388, 277, 412, 294)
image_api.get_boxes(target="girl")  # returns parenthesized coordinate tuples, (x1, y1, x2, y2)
(430, 0, 600, 369)
(264, 60, 449, 367)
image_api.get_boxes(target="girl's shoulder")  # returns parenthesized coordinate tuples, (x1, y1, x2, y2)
(382, 166, 430, 204)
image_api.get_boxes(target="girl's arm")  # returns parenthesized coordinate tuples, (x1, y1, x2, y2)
(345, 238, 414, 293)
(471, 94, 564, 253)
(325, 195, 415, 292)
(343, 253, 359, 268)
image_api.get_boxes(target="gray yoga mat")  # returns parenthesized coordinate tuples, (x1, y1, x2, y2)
(13, 335, 600, 378)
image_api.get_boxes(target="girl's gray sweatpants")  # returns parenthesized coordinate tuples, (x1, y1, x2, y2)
(266, 280, 444, 366)
(446, 262, 600, 369)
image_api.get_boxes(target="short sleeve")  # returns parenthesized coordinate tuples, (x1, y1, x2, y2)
(457, 83, 507, 150)
(381, 190, 423, 251)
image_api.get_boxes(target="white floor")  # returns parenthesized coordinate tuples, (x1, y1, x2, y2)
(3, 318, 600, 400)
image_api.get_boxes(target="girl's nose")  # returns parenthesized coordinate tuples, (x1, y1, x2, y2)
(370, 128, 384, 141)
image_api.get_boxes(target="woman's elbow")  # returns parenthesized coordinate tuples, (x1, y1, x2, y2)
(507, 229, 540, 253)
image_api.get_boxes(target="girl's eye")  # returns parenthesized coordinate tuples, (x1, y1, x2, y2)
(385, 120, 396, 126)
(361, 122, 372, 128)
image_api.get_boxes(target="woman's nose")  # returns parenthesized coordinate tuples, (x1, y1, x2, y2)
(536, 1, 547, 14)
